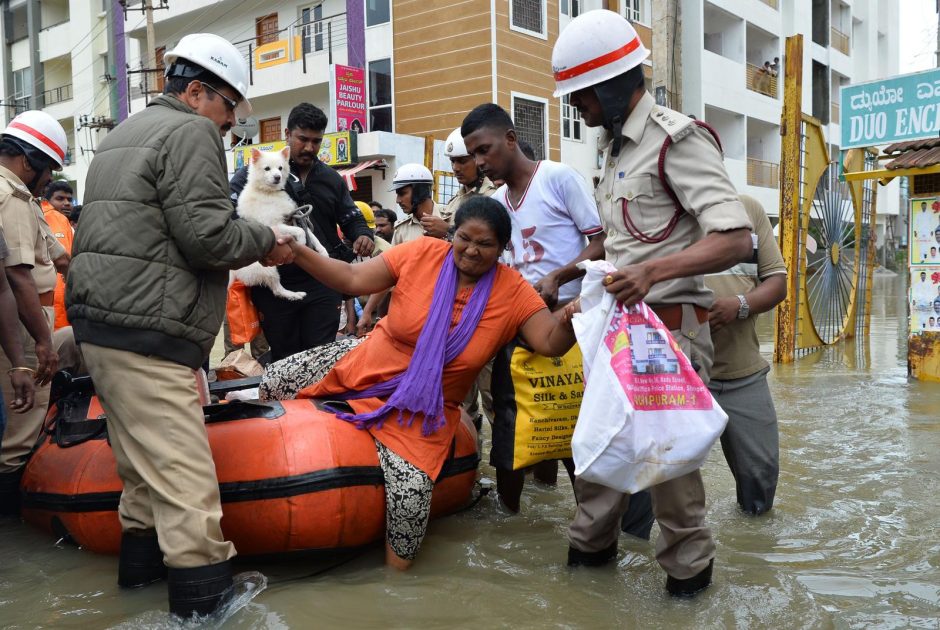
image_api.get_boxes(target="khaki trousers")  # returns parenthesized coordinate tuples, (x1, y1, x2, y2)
(53, 326, 85, 375)
(81, 343, 235, 568)
(0, 306, 54, 473)
(568, 305, 716, 579)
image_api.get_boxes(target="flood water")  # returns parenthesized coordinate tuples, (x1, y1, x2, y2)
(2, 275, 939, 628)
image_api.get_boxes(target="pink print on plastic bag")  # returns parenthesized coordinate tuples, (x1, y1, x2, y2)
(603, 303, 712, 411)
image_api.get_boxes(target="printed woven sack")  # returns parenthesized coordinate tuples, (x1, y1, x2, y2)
(227, 279, 260, 346)
(571, 261, 728, 493)
(491, 338, 584, 471)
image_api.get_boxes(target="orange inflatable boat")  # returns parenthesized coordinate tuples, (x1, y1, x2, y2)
(20, 379, 479, 556)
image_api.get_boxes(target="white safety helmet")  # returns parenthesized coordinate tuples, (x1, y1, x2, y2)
(164, 33, 252, 116)
(389, 163, 434, 191)
(444, 128, 469, 159)
(3, 110, 68, 169)
(551, 10, 650, 98)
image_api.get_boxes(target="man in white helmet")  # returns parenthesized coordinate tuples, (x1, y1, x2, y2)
(0, 110, 69, 514)
(67, 33, 293, 618)
(552, 10, 753, 596)
(389, 163, 450, 246)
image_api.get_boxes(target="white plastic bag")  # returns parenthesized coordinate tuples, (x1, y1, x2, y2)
(570, 261, 728, 494)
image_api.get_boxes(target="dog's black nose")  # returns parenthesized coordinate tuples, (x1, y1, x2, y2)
(273, 174, 281, 183)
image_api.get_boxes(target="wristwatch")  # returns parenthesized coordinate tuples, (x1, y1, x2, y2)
(736, 294, 750, 320)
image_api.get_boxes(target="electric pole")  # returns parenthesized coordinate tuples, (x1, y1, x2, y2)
(145, 0, 157, 93)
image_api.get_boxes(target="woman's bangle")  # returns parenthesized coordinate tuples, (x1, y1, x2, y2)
(8, 366, 35, 376)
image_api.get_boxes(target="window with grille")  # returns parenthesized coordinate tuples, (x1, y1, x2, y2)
(13, 68, 31, 112)
(560, 0, 580, 17)
(513, 96, 546, 161)
(369, 58, 393, 132)
(623, 0, 649, 24)
(561, 94, 581, 141)
(511, 0, 545, 37)
(301, 5, 323, 54)
(259, 117, 282, 143)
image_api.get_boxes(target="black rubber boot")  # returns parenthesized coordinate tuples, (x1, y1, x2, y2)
(567, 542, 617, 567)
(167, 560, 233, 619)
(666, 558, 714, 598)
(118, 531, 167, 588)
(0, 470, 24, 517)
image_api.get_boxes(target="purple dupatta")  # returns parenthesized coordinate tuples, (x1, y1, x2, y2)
(333, 252, 496, 436)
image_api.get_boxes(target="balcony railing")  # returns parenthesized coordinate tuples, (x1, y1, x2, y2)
(232, 12, 348, 80)
(746, 63, 778, 98)
(42, 84, 72, 106)
(831, 101, 840, 124)
(831, 27, 850, 55)
(747, 157, 779, 188)
(758, 0, 778, 8)
(40, 17, 70, 31)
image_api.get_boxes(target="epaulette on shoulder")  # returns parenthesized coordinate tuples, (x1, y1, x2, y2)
(9, 186, 32, 202)
(650, 106, 695, 142)
(393, 216, 410, 227)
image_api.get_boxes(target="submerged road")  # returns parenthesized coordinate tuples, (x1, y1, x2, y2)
(1, 275, 937, 628)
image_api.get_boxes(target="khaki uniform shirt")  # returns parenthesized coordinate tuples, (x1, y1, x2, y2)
(391, 203, 448, 246)
(596, 92, 752, 309)
(444, 177, 499, 217)
(0, 165, 58, 293)
(705, 196, 786, 380)
(371, 236, 391, 256)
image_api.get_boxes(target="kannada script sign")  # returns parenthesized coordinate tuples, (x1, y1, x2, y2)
(840, 68, 940, 150)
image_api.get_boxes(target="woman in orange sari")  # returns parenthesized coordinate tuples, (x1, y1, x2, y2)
(280, 196, 578, 568)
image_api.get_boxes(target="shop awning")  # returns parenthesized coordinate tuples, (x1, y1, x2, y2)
(337, 159, 385, 191)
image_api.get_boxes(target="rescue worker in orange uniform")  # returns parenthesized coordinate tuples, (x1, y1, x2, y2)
(41, 180, 73, 330)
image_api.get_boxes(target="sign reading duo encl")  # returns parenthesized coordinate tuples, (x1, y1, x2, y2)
(841, 67, 940, 150)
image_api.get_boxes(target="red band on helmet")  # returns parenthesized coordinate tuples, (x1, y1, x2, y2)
(8, 121, 65, 161)
(553, 37, 642, 82)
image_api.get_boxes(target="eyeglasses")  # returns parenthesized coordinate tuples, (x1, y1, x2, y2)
(200, 82, 237, 113)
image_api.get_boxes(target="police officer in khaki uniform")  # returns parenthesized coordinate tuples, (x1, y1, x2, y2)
(443, 127, 499, 216)
(389, 164, 450, 246)
(0, 111, 69, 514)
(552, 11, 753, 596)
(705, 195, 787, 514)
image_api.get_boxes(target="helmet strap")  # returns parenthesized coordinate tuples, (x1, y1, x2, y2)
(609, 115, 625, 158)
(412, 183, 432, 214)
(592, 68, 644, 158)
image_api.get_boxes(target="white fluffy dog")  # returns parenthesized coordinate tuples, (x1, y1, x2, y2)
(233, 147, 327, 301)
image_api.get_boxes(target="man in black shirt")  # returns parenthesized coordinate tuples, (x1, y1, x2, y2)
(230, 103, 374, 360)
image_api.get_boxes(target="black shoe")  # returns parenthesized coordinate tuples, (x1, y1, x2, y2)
(567, 542, 617, 567)
(168, 560, 233, 619)
(118, 531, 167, 588)
(0, 470, 24, 517)
(666, 559, 714, 598)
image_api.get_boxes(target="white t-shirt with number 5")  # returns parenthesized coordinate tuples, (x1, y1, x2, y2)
(493, 160, 603, 304)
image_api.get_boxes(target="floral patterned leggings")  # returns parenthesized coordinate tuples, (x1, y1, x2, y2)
(375, 440, 434, 561)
